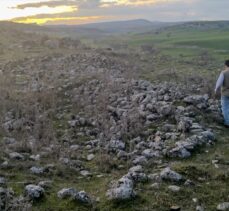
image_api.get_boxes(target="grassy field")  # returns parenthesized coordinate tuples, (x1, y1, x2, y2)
(95, 26, 229, 69)
(93, 26, 229, 85)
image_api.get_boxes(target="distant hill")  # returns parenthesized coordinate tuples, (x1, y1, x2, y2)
(46, 25, 107, 38)
(165, 20, 229, 31)
(0, 21, 43, 33)
(2, 20, 229, 41)
(77, 19, 156, 33)
(0, 21, 38, 45)
(137, 20, 229, 38)
(48, 19, 179, 35)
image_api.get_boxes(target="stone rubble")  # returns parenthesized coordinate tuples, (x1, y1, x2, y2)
(57, 188, 92, 204)
(0, 45, 224, 208)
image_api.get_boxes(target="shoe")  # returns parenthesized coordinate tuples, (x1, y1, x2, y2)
(224, 124, 229, 128)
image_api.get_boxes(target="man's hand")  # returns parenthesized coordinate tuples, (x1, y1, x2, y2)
(214, 90, 220, 100)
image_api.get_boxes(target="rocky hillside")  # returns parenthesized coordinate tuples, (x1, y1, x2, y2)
(0, 30, 228, 210)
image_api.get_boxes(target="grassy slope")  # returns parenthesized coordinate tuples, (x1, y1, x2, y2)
(87, 26, 229, 92)
(0, 22, 229, 210)
(0, 22, 79, 64)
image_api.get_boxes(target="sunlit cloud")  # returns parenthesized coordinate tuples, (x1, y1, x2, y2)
(12, 15, 104, 25)
(101, 0, 180, 7)
(12, 0, 101, 10)
(0, 2, 77, 20)
(0, 0, 229, 25)
(13, 0, 77, 9)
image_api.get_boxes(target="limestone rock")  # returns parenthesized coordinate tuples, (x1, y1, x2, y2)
(217, 202, 229, 211)
(168, 185, 181, 192)
(106, 176, 136, 200)
(160, 167, 183, 182)
(9, 152, 24, 160)
(74, 191, 92, 204)
(57, 188, 78, 199)
(25, 185, 44, 200)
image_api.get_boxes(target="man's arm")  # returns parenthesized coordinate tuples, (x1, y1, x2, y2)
(215, 72, 224, 93)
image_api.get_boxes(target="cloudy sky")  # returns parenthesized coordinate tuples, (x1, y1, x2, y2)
(1, 0, 229, 25)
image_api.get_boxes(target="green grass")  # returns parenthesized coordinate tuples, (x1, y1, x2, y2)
(90, 27, 229, 87)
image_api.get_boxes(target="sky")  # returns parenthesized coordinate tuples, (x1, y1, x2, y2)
(1, 0, 229, 25)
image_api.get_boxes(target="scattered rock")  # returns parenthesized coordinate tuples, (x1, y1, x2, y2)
(168, 185, 181, 192)
(9, 152, 24, 160)
(57, 188, 77, 199)
(80, 170, 92, 177)
(0, 177, 6, 187)
(217, 202, 229, 210)
(107, 139, 125, 152)
(170, 205, 181, 211)
(168, 146, 191, 158)
(196, 205, 204, 211)
(57, 188, 92, 204)
(30, 154, 40, 161)
(87, 154, 95, 161)
(106, 176, 136, 200)
(160, 167, 183, 182)
(184, 179, 195, 187)
(74, 191, 92, 204)
(30, 167, 45, 175)
(0, 187, 11, 210)
(127, 165, 148, 182)
(132, 156, 147, 165)
(25, 185, 44, 200)
(150, 183, 160, 189)
(38, 180, 53, 189)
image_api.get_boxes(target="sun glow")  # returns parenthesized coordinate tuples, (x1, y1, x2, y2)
(0, 4, 78, 20)
(12, 16, 104, 25)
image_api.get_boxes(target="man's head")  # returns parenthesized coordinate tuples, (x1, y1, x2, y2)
(225, 60, 229, 68)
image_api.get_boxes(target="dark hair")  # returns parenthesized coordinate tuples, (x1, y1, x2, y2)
(225, 60, 229, 67)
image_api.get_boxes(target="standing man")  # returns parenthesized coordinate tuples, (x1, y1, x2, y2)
(215, 60, 229, 127)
